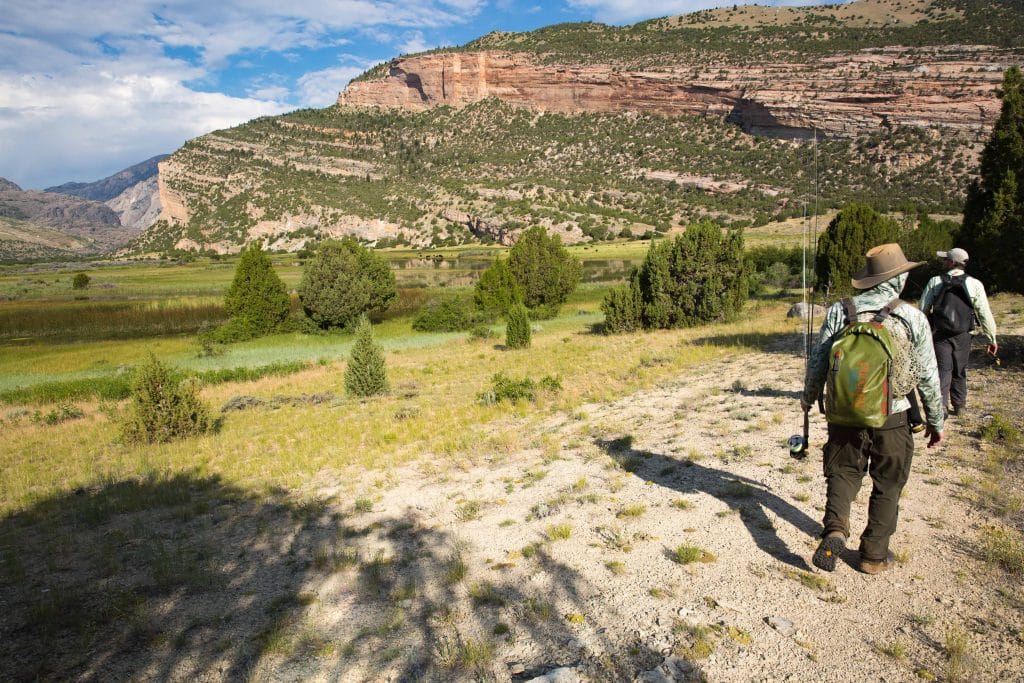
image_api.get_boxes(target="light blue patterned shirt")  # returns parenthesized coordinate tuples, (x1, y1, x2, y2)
(802, 275, 945, 432)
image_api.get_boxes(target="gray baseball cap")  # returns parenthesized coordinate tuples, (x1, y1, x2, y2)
(937, 248, 969, 264)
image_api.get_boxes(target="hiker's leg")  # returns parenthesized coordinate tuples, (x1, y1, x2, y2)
(860, 412, 914, 561)
(821, 424, 867, 539)
(949, 331, 971, 411)
(934, 338, 954, 411)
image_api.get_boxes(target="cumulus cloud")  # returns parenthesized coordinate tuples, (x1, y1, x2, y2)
(297, 66, 369, 107)
(0, 0, 488, 187)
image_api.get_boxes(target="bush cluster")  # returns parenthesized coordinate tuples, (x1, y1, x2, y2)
(413, 295, 489, 332)
(602, 222, 747, 332)
(478, 372, 561, 405)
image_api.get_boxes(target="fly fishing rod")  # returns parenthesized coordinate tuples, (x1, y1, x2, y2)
(789, 128, 819, 459)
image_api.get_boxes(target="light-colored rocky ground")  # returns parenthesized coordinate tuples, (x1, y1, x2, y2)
(243, 317, 1023, 682)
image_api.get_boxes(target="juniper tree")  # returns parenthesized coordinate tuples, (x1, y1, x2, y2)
(960, 65, 1024, 293)
(345, 316, 388, 397)
(299, 238, 396, 330)
(815, 204, 899, 297)
(474, 257, 523, 318)
(507, 226, 581, 318)
(505, 300, 532, 349)
(223, 241, 291, 339)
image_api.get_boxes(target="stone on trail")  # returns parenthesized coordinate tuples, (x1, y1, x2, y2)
(765, 615, 797, 637)
(524, 667, 580, 683)
(636, 656, 703, 682)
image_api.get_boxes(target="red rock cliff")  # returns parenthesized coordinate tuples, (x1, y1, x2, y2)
(339, 48, 1013, 138)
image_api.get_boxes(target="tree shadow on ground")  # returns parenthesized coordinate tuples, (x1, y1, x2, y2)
(687, 330, 804, 358)
(0, 471, 684, 681)
(596, 437, 819, 571)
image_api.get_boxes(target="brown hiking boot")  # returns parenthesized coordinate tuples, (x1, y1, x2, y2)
(812, 531, 846, 572)
(859, 552, 895, 575)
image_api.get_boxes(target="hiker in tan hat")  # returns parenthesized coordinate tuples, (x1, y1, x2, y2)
(801, 243, 944, 574)
(918, 247, 998, 417)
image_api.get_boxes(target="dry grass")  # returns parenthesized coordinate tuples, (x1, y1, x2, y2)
(0, 302, 796, 515)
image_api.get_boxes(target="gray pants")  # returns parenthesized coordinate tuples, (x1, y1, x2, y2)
(934, 332, 971, 411)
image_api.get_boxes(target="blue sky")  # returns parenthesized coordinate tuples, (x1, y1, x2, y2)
(0, 0, 835, 190)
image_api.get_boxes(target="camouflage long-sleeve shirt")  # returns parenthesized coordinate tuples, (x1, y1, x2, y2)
(802, 276, 945, 432)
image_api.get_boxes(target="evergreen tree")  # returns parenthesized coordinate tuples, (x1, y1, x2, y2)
(815, 203, 899, 297)
(474, 257, 523, 317)
(121, 355, 211, 444)
(299, 238, 396, 329)
(601, 222, 747, 332)
(344, 316, 388, 397)
(223, 241, 291, 338)
(507, 226, 582, 318)
(960, 66, 1024, 293)
(505, 300, 532, 349)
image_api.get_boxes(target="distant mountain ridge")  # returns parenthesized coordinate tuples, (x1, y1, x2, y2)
(139, 0, 1022, 255)
(45, 155, 168, 203)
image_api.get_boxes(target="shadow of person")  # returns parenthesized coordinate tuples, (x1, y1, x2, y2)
(596, 437, 820, 571)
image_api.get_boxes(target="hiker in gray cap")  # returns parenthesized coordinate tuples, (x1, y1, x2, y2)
(802, 243, 944, 574)
(918, 247, 998, 417)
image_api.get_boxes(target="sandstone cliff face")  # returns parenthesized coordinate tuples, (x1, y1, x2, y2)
(340, 47, 1013, 139)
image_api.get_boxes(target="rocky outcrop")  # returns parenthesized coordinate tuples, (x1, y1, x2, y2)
(340, 47, 1013, 139)
(106, 176, 162, 236)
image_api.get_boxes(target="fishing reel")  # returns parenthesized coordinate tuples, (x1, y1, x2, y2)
(787, 434, 808, 459)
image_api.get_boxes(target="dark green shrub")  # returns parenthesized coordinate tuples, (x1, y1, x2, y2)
(603, 222, 747, 332)
(222, 242, 291, 340)
(901, 212, 956, 298)
(468, 324, 498, 341)
(507, 226, 582, 318)
(344, 317, 388, 397)
(413, 295, 488, 332)
(71, 273, 90, 290)
(815, 204, 900, 297)
(600, 278, 643, 333)
(299, 238, 396, 330)
(474, 257, 523, 317)
(506, 301, 532, 349)
(478, 372, 561, 405)
(959, 66, 1024, 294)
(120, 355, 212, 444)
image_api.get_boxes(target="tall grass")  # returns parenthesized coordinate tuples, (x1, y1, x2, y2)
(0, 299, 226, 342)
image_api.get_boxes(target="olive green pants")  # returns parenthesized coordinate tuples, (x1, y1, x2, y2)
(821, 411, 914, 562)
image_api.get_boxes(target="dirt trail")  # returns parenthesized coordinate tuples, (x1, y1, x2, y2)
(276, 324, 1023, 682)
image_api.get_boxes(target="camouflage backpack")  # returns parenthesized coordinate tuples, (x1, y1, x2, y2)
(825, 298, 905, 429)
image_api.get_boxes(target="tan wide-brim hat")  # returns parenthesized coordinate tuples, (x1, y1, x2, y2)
(851, 243, 925, 289)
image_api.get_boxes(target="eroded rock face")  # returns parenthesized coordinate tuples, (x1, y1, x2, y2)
(340, 47, 1012, 139)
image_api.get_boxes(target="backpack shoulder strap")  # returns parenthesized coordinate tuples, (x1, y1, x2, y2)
(872, 298, 902, 323)
(841, 298, 857, 326)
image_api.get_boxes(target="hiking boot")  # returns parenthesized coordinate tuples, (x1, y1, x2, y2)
(859, 552, 895, 575)
(812, 531, 846, 572)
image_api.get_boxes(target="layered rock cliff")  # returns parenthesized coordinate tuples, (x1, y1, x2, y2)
(340, 46, 1013, 140)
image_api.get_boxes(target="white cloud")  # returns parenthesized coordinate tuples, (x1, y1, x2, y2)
(398, 31, 433, 55)
(0, 0, 489, 187)
(296, 66, 368, 107)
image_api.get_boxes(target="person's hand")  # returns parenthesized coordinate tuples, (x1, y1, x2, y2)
(800, 398, 812, 413)
(926, 427, 944, 449)
(987, 343, 999, 356)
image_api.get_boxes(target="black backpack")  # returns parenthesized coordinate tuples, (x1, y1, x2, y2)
(929, 274, 975, 338)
